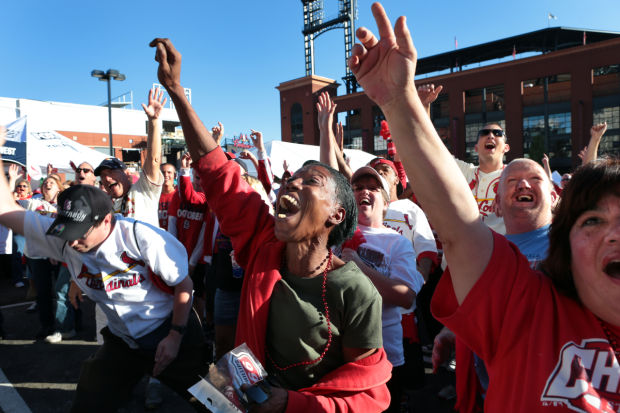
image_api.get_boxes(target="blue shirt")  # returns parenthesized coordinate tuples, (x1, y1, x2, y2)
(505, 225, 550, 270)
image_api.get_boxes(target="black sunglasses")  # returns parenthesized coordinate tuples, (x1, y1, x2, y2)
(75, 168, 93, 174)
(478, 129, 505, 138)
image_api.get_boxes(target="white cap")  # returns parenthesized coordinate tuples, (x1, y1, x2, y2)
(351, 166, 390, 195)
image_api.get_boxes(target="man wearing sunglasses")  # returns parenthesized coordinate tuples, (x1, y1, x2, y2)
(74, 162, 97, 186)
(454, 124, 510, 235)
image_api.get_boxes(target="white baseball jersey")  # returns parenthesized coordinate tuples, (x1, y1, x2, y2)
(455, 159, 506, 235)
(383, 199, 437, 260)
(24, 211, 188, 348)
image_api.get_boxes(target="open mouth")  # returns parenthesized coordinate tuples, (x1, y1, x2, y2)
(516, 194, 533, 202)
(277, 194, 300, 219)
(485, 142, 496, 150)
(604, 261, 620, 279)
(359, 198, 371, 206)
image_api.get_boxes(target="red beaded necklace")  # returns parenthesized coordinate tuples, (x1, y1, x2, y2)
(598, 318, 620, 358)
(267, 250, 333, 371)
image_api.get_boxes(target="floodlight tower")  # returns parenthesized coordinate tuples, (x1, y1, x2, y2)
(302, 0, 358, 93)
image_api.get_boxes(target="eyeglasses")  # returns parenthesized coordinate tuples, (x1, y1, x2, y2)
(478, 129, 505, 138)
(16, 185, 28, 188)
(75, 168, 93, 174)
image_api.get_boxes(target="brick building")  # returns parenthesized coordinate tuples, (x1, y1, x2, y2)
(277, 27, 620, 172)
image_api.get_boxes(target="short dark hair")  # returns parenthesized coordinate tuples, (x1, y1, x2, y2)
(542, 157, 620, 300)
(161, 162, 176, 171)
(303, 161, 357, 248)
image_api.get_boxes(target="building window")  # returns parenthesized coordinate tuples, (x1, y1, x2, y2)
(464, 122, 485, 164)
(594, 106, 620, 130)
(523, 112, 571, 168)
(291, 103, 304, 144)
(338, 109, 363, 150)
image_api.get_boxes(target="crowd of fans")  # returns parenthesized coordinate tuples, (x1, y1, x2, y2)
(0, 2, 618, 412)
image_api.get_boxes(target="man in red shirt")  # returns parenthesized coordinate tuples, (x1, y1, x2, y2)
(158, 163, 177, 230)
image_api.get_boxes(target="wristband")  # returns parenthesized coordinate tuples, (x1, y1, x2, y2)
(170, 324, 187, 335)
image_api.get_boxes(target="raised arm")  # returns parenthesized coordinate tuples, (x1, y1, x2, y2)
(7, 163, 23, 195)
(178, 153, 206, 204)
(317, 91, 340, 171)
(0, 128, 26, 234)
(141, 87, 166, 183)
(582, 122, 607, 164)
(334, 121, 353, 180)
(349, 3, 491, 304)
(149, 38, 219, 160)
(211, 122, 224, 146)
(249, 130, 276, 196)
(417, 83, 443, 116)
(541, 154, 553, 180)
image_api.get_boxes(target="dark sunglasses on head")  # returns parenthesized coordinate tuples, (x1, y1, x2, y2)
(478, 129, 505, 138)
(75, 168, 93, 174)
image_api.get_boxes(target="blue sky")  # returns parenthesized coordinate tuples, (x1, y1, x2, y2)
(1, 0, 618, 143)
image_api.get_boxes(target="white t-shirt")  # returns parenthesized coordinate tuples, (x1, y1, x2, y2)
(24, 211, 188, 347)
(383, 199, 437, 259)
(113, 171, 163, 227)
(356, 224, 425, 367)
(455, 159, 506, 234)
(23, 198, 57, 258)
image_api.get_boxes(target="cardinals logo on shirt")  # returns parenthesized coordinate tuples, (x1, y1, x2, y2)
(541, 339, 620, 412)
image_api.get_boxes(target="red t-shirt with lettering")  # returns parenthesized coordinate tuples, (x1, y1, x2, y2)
(158, 190, 177, 230)
(432, 232, 620, 413)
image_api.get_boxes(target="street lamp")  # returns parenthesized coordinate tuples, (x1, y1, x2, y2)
(91, 69, 126, 156)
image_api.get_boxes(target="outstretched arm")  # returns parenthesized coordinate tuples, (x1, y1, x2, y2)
(317, 91, 340, 171)
(541, 154, 552, 180)
(0, 128, 26, 234)
(7, 163, 23, 195)
(417, 84, 443, 116)
(334, 121, 353, 180)
(349, 3, 491, 304)
(149, 38, 219, 161)
(211, 122, 224, 146)
(249, 129, 276, 196)
(141, 87, 167, 183)
(582, 122, 607, 164)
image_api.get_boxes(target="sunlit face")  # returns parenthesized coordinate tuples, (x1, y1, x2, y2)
(373, 163, 398, 194)
(192, 169, 202, 192)
(162, 165, 176, 185)
(67, 215, 112, 253)
(474, 123, 509, 164)
(353, 175, 388, 228)
(561, 173, 572, 189)
(570, 194, 620, 325)
(274, 165, 342, 244)
(41, 178, 61, 202)
(15, 181, 30, 198)
(496, 160, 557, 232)
(76, 163, 96, 186)
(99, 168, 130, 199)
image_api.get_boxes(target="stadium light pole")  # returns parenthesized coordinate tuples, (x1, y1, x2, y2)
(91, 69, 126, 156)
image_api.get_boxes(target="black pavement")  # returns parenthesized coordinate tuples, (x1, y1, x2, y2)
(0, 273, 456, 413)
